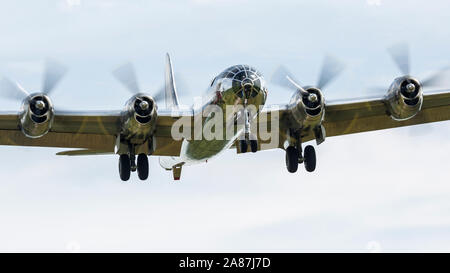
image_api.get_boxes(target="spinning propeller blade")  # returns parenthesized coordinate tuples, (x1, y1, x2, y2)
(112, 62, 141, 94)
(272, 55, 345, 95)
(388, 42, 410, 75)
(42, 59, 68, 95)
(0, 77, 29, 101)
(271, 65, 308, 95)
(0, 59, 67, 101)
(317, 55, 345, 90)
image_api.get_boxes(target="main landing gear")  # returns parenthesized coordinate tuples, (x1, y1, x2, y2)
(285, 144, 316, 173)
(118, 144, 149, 181)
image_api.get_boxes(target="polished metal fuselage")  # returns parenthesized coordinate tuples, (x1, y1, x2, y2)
(160, 65, 267, 168)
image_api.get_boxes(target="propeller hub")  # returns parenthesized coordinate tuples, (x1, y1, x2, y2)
(35, 100, 46, 110)
(406, 83, 416, 93)
(308, 93, 318, 102)
(139, 100, 149, 111)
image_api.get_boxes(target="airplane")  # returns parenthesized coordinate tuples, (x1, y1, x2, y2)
(0, 44, 449, 181)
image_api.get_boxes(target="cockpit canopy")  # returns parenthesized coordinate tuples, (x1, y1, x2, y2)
(214, 65, 266, 99)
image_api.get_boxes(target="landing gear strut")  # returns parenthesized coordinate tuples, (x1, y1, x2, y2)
(240, 105, 258, 153)
(129, 143, 137, 172)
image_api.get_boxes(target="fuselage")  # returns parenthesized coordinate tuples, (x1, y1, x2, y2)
(160, 65, 267, 169)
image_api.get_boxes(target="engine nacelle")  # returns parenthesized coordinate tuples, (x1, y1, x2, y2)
(121, 94, 158, 141)
(385, 76, 423, 121)
(288, 86, 325, 130)
(19, 94, 54, 138)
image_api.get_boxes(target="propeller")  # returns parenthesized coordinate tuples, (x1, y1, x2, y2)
(272, 55, 345, 96)
(112, 62, 141, 94)
(0, 77, 29, 101)
(42, 59, 68, 95)
(112, 62, 189, 103)
(387, 42, 450, 89)
(271, 65, 308, 96)
(317, 55, 346, 90)
(0, 59, 67, 102)
(388, 43, 410, 76)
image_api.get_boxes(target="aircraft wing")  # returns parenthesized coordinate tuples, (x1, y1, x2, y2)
(252, 89, 450, 152)
(0, 109, 191, 156)
(2, 90, 449, 155)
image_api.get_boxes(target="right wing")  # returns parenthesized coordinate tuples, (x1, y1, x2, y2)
(252, 89, 450, 152)
(323, 89, 450, 138)
(0, 109, 193, 156)
(0, 111, 120, 151)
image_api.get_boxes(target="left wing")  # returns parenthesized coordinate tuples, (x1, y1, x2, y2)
(323, 89, 450, 138)
(253, 89, 450, 152)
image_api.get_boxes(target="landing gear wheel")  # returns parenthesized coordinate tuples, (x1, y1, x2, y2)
(119, 154, 131, 181)
(240, 140, 248, 153)
(250, 140, 258, 153)
(304, 145, 316, 172)
(137, 154, 149, 180)
(285, 146, 299, 173)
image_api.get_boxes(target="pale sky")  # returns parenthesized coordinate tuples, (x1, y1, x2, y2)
(0, 0, 450, 252)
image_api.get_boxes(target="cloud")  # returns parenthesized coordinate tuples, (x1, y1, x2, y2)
(366, 0, 382, 6)
(191, 0, 245, 5)
(66, 0, 81, 7)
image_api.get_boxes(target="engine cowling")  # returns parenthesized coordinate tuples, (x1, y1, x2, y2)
(19, 94, 54, 138)
(121, 94, 158, 141)
(385, 76, 423, 121)
(288, 86, 325, 130)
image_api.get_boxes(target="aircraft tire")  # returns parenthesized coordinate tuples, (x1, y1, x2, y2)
(250, 140, 258, 153)
(137, 154, 149, 180)
(304, 145, 316, 172)
(119, 154, 131, 181)
(285, 146, 299, 173)
(240, 140, 248, 153)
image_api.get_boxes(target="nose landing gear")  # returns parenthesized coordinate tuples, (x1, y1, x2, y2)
(239, 139, 258, 153)
(239, 139, 248, 153)
(239, 104, 258, 153)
